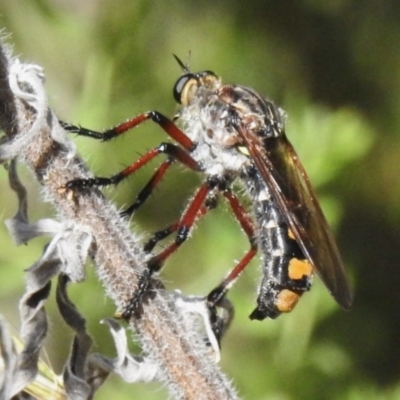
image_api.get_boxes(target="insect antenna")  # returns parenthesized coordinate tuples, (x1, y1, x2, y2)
(173, 53, 191, 73)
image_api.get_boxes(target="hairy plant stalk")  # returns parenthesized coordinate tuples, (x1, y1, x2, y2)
(0, 41, 238, 400)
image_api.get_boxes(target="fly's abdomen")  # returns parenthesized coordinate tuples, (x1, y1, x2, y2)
(250, 200, 313, 320)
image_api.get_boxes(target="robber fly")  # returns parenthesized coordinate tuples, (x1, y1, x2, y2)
(63, 55, 353, 320)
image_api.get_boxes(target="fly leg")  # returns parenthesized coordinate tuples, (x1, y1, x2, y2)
(207, 188, 258, 316)
(143, 195, 217, 252)
(60, 111, 194, 148)
(124, 178, 218, 319)
(63, 142, 199, 194)
(60, 112, 199, 215)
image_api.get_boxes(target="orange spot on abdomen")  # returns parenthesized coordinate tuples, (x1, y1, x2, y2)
(276, 289, 301, 313)
(288, 258, 313, 280)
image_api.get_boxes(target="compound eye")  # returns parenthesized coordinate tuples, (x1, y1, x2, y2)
(173, 74, 190, 103)
(173, 73, 198, 106)
(201, 70, 217, 78)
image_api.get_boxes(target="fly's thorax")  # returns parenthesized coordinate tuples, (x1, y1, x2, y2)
(176, 95, 251, 176)
(218, 84, 287, 140)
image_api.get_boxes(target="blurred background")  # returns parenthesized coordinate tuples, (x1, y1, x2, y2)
(0, 1, 399, 399)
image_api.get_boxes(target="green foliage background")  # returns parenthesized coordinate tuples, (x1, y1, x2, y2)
(0, 1, 399, 399)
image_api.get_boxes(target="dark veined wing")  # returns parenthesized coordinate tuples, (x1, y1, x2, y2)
(235, 123, 353, 310)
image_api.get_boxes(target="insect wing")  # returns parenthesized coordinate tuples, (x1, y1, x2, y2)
(236, 124, 353, 310)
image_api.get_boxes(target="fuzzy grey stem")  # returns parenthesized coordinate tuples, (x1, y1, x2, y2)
(0, 42, 239, 399)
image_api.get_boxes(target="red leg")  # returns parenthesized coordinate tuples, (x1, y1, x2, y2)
(143, 195, 217, 252)
(61, 112, 198, 217)
(207, 189, 258, 306)
(65, 142, 200, 190)
(61, 110, 195, 151)
(122, 159, 173, 216)
(147, 179, 217, 272)
(126, 179, 217, 319)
